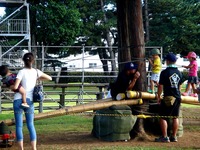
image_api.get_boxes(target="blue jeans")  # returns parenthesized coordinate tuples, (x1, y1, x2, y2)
(13, 98, 37, 142)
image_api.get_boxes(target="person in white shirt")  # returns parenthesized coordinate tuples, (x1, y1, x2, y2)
(13, 52, 52, 150)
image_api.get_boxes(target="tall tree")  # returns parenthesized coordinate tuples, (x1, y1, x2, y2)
(116, 0, 147, 139)
(75, 0, 117, 74)
(100, 0, 117, 75)
(30, 0, 82, 55)
(147, 0, 200, 55)
(143, 0, 150, 43)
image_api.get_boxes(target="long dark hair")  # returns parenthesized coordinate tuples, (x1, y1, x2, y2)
(22, 52, 34, 68)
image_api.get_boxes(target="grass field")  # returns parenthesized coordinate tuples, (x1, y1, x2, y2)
(0, 105, 200, 149)
(0, 83, 200, 149)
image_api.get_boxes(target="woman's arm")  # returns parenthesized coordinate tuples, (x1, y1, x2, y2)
(13, 78, 21, 91)
(39, 73, 52, 81)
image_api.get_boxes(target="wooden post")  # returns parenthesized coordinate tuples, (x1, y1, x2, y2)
(59, 87, 65, 108)
(38, 101, 43, 113)
(96, 86, 105, 100)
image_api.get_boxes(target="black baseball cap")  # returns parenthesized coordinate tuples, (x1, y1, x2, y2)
(164, 53, 177, 62)
(124, 62, 138, 70)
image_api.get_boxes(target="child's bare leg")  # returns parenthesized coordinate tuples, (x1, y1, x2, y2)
(18, 87, 27, 104)
(10, 85, 29, 107)
(185, 83, 191, 93)
(19, 87, 29, 107)
(155, 81, 159, 86)
(191, 83, 196, 93)
(150, 80, 154, 91)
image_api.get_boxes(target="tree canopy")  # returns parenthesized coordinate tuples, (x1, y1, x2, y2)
(2, 0, 199, 58)
(31, 0, 82, 54)
(146, 0, 200, 55)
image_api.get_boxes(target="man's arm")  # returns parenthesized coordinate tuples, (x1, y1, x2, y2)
(157, 84, 163, 104)
(127, 71, 140, 91)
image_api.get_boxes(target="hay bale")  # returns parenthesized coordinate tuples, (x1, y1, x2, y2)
(92, 105, 137, 141)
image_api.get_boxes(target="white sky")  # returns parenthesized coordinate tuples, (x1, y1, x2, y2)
(0, 7, 5, 17)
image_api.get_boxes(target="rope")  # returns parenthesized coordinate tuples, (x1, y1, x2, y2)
(67, 112, 200, 120)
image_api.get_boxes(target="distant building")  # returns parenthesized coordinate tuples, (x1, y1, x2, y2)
(59, 53, 200, 72)
(60, 52, 117, 72)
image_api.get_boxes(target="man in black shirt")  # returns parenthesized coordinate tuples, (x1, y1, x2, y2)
(155, 53, 182, 143)
(110, 62, 140, 100)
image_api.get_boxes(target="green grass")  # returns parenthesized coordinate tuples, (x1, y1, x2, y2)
(34, 115, 92, 133)
(0, 113, 92, 134)
(1, 83, 199, 149)
(0, 113, 13, 119)
(181, 103, 200, 108)
(0, 109, 199, 149)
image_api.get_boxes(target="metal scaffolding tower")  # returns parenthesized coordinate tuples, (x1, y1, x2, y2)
(0, 0, 30, 66)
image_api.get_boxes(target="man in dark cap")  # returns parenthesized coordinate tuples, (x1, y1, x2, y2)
(109, 62, 140, 100)
(155, 53, 183, 143)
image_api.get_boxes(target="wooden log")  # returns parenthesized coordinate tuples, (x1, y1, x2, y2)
(181, 96, 199, 102)
(126, 91, 157, 99)
(1, 98, 143, 126)
(126, 91, 199, 103)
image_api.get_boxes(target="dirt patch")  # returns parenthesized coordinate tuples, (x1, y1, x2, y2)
(3, 107, 200, 150)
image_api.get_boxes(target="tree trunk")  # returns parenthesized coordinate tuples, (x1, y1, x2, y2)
(144, 0, 150, 42)
(116, 0, 149, 140)
(100, 0, 117, 75)
(30, 1, 38, 67)
(117, 1, 131, 72)
(98, 48, 109, 75)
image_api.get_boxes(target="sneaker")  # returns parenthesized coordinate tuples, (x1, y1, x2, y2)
(170, 136, 178, 142)
(190, 93, 198, 97)
(21, 103, 29, 108)
(148, 90, 154, 94)
(155, 136, 170, 142)
(182, 92, 188, 96)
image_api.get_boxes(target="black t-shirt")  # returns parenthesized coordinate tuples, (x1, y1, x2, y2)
(159, 67, 182, 99)
(110, 70, 134, 98)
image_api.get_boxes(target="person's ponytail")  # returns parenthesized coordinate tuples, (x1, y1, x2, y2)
(22, 52, 34, 68)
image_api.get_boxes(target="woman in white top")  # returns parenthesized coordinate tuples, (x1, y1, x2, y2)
(14, 52, 52, 150)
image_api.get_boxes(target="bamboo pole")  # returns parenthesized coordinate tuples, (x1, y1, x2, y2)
(1, 99, 143, 126)
(126, 91, 199, 103)
(126, 91, 157, 99)
(181, 96, 199, 102)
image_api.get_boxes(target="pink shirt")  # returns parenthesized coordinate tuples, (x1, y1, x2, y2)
(189, 60, 198, 76)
